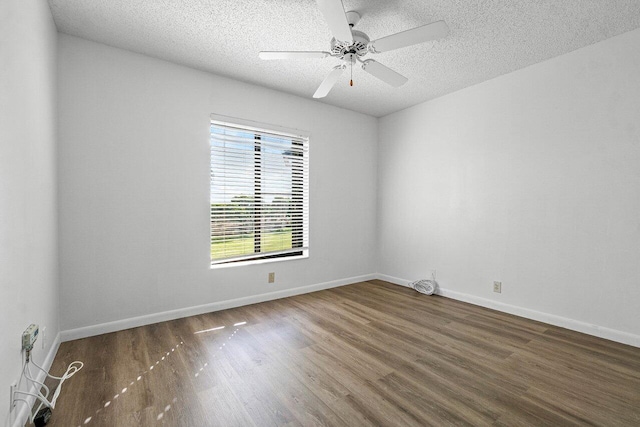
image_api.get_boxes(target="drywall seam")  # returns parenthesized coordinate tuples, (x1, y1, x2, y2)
(60, 274, 376, 341)
(377, 274, 640, 348)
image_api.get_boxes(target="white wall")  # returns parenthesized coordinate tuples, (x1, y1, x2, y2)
(57, 34, 378, 332)
(0, 0, 60, 424)
(378, 28, 640, 343)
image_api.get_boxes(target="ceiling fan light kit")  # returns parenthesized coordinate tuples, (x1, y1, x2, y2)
(259, 0, 449, 98)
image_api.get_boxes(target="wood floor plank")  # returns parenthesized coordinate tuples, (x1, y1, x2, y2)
(42, 281, 640, 426)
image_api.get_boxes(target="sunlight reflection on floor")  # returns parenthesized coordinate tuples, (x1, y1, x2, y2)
(75, 320, 248, 425)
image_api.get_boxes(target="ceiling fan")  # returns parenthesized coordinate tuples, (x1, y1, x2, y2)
(259, 0, 449, 98)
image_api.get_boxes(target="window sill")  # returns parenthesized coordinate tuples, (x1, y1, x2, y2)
(210, 251, 309, 270)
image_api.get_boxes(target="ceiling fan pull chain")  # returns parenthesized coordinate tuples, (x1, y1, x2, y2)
(350, 60, 353, 86)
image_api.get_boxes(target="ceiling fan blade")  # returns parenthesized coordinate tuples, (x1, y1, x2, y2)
(369, 20, 449, 53)
(259, 51, 330, 60)
(316, 0, 353, 43)
(313, 65, 345, 98)
(361, 60, 408, 87)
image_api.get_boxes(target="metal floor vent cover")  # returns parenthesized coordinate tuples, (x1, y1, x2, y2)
(410, 279, 437, 295)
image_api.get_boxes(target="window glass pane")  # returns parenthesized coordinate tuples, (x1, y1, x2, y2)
(210, 120, 308, 264)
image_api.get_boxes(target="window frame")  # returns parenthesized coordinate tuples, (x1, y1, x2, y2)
(209, 114, 309, 267)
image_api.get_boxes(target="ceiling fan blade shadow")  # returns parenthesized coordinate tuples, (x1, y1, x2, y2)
(317, 0, 353, 43)
(313, 65, 345, 98)
(370, 20, 449, 53)
(361, 60, 408, 87)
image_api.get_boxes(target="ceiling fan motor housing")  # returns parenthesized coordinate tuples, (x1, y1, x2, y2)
(330, 30, 370, 60)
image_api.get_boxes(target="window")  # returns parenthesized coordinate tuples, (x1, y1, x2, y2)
(210, 117, 309, 265)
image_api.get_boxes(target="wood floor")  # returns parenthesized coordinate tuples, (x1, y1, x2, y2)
(45, 280, 640, 426)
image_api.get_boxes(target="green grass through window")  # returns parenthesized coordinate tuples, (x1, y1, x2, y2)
(211, 229, 292, 260)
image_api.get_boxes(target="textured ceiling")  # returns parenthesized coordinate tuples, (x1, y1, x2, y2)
(48, 0, 640, 117)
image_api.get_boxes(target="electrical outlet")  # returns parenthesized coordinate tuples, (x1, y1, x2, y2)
(493, 281, 502, 293)
(268, 272, 275, 283)
(22, 324, 39, 351)
(42, 326, 47, 349)
(10, 381, 17, 411)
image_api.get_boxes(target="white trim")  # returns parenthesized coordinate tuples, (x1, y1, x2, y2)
(377, 273, 640, 348)
(60, 274, 376, 342)
(376, 273, 413, 288)
(210, 251, 309, 269)
(210, 113, 310, 139)
(12, 332, 61, 427)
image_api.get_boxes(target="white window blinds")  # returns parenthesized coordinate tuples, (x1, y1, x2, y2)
(210, 118, 309, 264)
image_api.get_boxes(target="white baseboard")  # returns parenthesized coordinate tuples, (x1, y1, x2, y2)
(377, 273, 640, 348)
(58, 271, 640, 348)
(11, 332, 61, 427)
(60, 274, 377, 342)
(376, 274, 413, 288)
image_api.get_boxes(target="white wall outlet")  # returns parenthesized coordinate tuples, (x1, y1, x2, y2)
(493, 281, 502, 293)
(22, 324, 39, 351)
(268, 272, 275, 283)
(10, 381, 17, 411)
